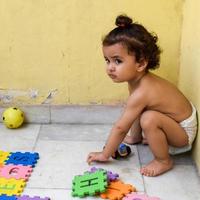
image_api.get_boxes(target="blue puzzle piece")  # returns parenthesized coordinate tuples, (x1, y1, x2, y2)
(0, 194, 17, 200)
(5, 152, 39, 167)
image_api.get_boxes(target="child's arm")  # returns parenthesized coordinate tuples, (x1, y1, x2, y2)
(87, 93, 146, 164)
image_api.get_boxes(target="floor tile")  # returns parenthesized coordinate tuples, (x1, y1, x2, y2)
(137, 144, 194, 166)
(0, 119, 199, 200)
(0, 124, 40, 151)
(29, 139, 144, 192)
(143, 165, 200, 200)
(22, 188, 71, 200)
(39, 124, 111, 141)
(137, 142, 200, 200)
(23, 188, 108, 199)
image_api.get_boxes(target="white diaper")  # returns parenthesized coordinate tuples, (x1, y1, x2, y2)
(169, 103, 198, 155)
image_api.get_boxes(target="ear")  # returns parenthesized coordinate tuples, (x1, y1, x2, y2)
(136, 59, 148, 72)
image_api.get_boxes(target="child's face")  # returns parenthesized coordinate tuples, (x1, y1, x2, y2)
(102, 43, 144, 83)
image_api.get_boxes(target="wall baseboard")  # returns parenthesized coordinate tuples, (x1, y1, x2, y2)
(0, 105, 122, 124)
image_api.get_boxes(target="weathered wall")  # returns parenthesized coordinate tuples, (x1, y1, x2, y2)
(179, 0, 200, 171)
(0, 0, 183, 105)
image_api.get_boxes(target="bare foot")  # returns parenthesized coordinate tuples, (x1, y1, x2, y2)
(123, 135, 142, 145)
(140, 158, 173, 177)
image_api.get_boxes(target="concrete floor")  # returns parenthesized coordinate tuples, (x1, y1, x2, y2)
(0, 106, 200, 200)
(0, 105, 200, 200)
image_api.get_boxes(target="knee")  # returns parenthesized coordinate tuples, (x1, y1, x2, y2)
(140, 111, 159, 131)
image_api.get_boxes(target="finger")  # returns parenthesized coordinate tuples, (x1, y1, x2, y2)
(87, 154, 94, 164)
(86, 154, 90, 162)
(87, 152, 93, 160)
(87, 156, 91, 164)
(87, 152, 91, 160)
(87, 159, 91, 165)
(87, 157, 94, 165)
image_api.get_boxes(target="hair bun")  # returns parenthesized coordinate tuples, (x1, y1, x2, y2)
(115, 15, 133, 28)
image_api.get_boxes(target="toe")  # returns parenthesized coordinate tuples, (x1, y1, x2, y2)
(149, 169, 155, 176)
(140, 167, 155, 177)
(140, 167, 148, 176)
(140, 167, 146, 175)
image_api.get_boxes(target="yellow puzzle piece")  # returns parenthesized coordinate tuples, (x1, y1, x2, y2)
(0, 150, 10, 165)
(0, 177, 26, 196)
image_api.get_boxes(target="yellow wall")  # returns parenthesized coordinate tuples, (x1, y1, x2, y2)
(179, 0, 200, 170)
(0, 0, 183, 105)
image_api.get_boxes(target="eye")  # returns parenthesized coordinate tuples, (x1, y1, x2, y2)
(105, 58, 110, 64)
(115, 59, 122, 65)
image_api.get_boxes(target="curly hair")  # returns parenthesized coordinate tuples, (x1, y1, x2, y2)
(102, 15, 161, 70)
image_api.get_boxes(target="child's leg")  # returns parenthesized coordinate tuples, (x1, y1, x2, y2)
(123, 117, 142, 144)
(139, 110, 188, 177)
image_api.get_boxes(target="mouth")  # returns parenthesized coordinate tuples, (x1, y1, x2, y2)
(108, 74, 117, 79)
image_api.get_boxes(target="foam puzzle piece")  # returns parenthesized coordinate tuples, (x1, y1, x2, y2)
(100, 180, 136, 200)
(122, 193, 160, 200)
(72, 170, 108, 197)
(5, 152, 39, 167)
(0, 164, 33, 180)
(0, 151, 10, 165)
(106, 171, 119, 182)
(89, 167, 119, 181)
(17, 195, 50, 200)
(0, 177, 26, 196)
(0, 194, 17, 200)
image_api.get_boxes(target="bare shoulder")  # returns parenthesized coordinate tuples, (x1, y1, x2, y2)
(127, 76, 150, 109)
(128, 73, 156, 100)
(136, 72, 192, 121)
(139, 72, 181, 97)
(141, 72, 171, 86)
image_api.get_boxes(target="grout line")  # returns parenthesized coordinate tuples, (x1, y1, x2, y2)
(136, 145, 147, 193)
(32, 124, 42, 151)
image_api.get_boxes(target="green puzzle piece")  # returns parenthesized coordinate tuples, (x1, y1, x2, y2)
(72, 170, 108, 197)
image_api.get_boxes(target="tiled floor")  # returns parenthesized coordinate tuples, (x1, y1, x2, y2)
(0, 123, 200, 200)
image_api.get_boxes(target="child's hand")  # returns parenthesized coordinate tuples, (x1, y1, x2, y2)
(87, 152, 109, 164)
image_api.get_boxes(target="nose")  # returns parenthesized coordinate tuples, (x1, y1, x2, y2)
(107, 63, 115, 72)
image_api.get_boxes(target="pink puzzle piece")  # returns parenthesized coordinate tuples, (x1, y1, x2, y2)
(0, 164, 33, 180)
(122, 192, 160, 200)
(17, 195, 50, 200)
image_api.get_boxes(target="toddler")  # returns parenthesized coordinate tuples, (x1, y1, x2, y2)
(87, 15, 197, 176)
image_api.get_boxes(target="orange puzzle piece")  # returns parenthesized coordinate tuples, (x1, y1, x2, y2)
(100, 180, 136, 200)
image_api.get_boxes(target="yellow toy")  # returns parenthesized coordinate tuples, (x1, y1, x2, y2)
(2, 107, 24, 129)
(0, 177, 26, 195)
